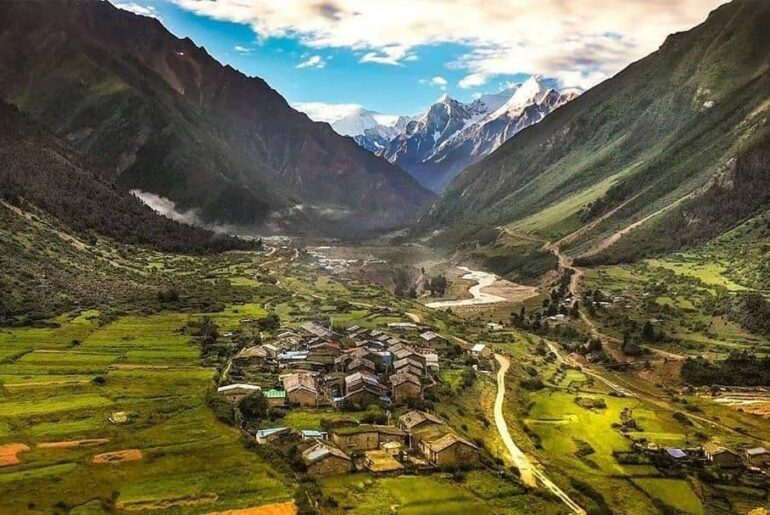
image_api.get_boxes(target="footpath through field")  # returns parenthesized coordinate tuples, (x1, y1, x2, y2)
(493, 354, 586, 514)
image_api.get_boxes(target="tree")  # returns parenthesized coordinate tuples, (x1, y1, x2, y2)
(257, 313, 281, 331)
(641, 320, 655, 341)
(429, 275, 448, 296)
(238, 392, 269, 423)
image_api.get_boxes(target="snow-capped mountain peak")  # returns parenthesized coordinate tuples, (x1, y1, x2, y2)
(322, 78, 581, 192)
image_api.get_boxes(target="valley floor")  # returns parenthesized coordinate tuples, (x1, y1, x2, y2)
(2, 204, 770, 514)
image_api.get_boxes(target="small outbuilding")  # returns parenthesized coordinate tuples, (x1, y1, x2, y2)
(217, 384, 262, 403)
(302, 442, 352, 477)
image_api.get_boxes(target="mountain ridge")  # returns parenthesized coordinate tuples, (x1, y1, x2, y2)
(324, 77, 579, 192)
(0, 0, 433, 237)
(419, 0, 770, 263)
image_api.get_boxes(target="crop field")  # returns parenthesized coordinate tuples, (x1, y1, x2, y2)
(581, 257, 770, 357)
(0, 308, 292, 513)
(318, 472, 557, 515)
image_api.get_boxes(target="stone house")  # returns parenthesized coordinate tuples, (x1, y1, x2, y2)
(234, 345, 271, 364)
(390, 373, 422, 404)
(469, 343, 491, 359)
(704, 443, 743, 469)
(418, 331, 449, 351)
(393, 357, 425, 378)
(330, 425, 406, 454)
(302, 442, 352, 477)
(283, 374, 319, 407)
(347, 357, 377, 374)
(397, 411, 444, 434)
(390, 345, 427, 367)
(217, 384, 261, 403)
(338, 372, 388, 407)
(424, 433, 480, 469)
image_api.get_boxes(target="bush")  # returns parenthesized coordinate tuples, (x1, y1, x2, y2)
(238, 392, 269, 423)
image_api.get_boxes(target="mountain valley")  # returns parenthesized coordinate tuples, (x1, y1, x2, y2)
(1, 1, 770, 514)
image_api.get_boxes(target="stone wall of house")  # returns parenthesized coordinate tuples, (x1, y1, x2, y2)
(332, 431, 380, 453)
(393, 382, 421, 403)
(306, 456, 352, 477)
(288, 388, 317, 407)
(433, 443, 480, 469)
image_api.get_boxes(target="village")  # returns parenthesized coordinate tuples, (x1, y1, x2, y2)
(215, 320, 493, 478)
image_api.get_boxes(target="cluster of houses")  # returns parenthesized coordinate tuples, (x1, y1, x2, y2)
(220, 322, 468, 409)
(215, 321, 490, 478)
(253, 410, 480, 477)
(306, 247, 386, 274)
(631, 440, 770, 477)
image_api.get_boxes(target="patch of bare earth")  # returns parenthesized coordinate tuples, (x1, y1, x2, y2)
(38, 438, 109, 449)
(92, 449, 142, 464)
(484, 278, 539, 303)
(207, 502, 297, 515)
(0, 443, 30, 467)
(118, 493, 218, 511)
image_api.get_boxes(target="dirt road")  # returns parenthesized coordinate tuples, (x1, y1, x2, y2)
(494, 354, 586, 514)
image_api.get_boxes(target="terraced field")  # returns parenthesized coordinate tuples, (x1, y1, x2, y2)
(0, 310, 291, 513)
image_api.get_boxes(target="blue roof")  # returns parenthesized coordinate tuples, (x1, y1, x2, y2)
(666, 448, 687, 459)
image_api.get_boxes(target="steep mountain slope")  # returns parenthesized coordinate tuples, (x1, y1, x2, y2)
(0, 0, 432, 237)
(345, 77, 577, 192)
(0, 101, 251, 253)
(421, 0, 770, 263)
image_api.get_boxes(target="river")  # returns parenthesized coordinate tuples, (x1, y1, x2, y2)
(425, 266, 507, 308)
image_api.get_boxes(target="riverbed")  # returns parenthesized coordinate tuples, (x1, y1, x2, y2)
(425, 266, 508, 308)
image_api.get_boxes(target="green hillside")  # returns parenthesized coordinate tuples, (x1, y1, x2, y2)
(420, 0, 770, 264)
(0, 0, 433, 238)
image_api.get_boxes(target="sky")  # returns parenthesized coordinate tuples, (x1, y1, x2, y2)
(113, 0, 727, 121)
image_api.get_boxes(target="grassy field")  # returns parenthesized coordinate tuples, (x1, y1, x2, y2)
(581, 257, 770, 357)
(318, 472, 560, 514)
(0, 308, 292, 513)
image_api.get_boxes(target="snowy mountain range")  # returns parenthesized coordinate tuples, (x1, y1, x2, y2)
(326, 77, 580, 192)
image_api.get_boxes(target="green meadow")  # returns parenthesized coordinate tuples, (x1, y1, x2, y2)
(0, 310, 291, 513)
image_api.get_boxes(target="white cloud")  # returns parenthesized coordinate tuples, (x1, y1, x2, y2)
(360, 45, 416, 66)
(458, 73, 487, 89)
(296, 54, 326, 69)
(114, 2, 161, 20)
(173, 0, 725, 84)
(234, 45, 253, 54)
(293, 102, 365, 123)
(420, 76, 448, 90)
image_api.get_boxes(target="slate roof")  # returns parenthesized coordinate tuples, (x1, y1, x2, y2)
(283, 373, 318, 394)
(428, 433, 478, 453)
(390, 373, 422, 388)
(398, 410, 444, 431)
(302, 442, 351, 465)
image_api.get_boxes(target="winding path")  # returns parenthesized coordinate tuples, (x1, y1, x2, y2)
(494, 354, 586, 514)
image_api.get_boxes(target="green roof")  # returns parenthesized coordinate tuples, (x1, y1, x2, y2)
(264, 389, 286, 398)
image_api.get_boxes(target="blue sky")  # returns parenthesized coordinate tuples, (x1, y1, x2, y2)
(114, 0, 725, 120)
